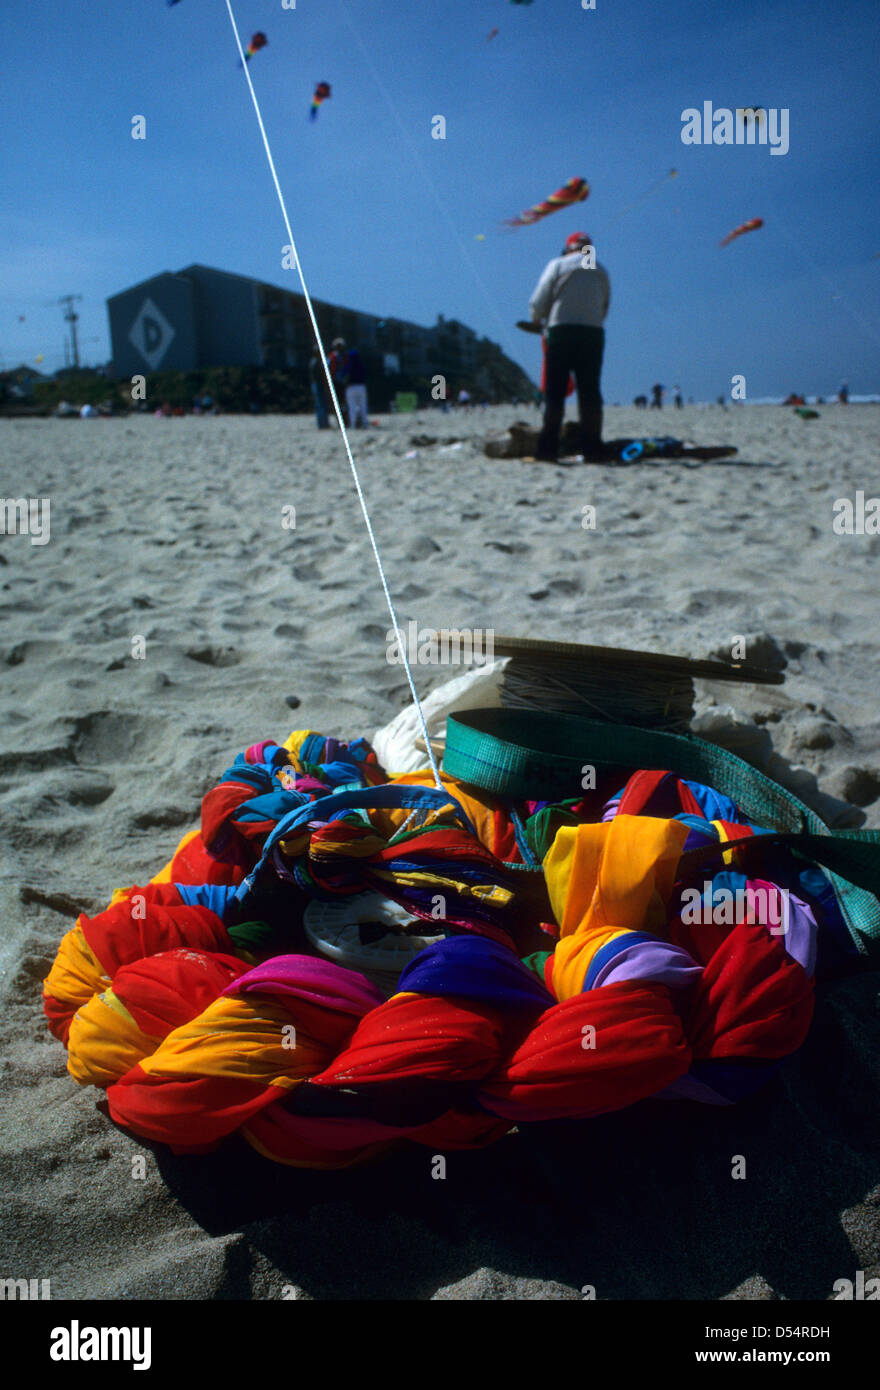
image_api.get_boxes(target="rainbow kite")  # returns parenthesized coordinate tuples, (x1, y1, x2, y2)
(507, 176, 589, 227)
(310, 81, 331, 121)
(244, 32, 268, 62)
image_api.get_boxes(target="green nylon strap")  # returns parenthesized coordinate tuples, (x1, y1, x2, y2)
(443, 708, 880, 963)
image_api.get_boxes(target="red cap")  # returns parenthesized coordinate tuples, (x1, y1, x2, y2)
(565, 231, 591, 249)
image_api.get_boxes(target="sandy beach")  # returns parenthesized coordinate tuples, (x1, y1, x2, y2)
(2, 403, 880, 1300)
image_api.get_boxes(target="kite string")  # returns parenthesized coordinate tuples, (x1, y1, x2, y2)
(336, 0, 512, 343)
(771, 213, 880, 352)
(223, 0, 444, 791)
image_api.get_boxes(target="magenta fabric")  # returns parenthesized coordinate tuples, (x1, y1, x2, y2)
(224, 954, 385, 1015)
(747, 880, 818, 976)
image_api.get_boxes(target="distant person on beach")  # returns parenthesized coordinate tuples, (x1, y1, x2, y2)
(673, 386, 683, 409)
(308, 353, 330, 429)
(528, 230, 610, 461)
(650, 383, 663, 409)
(838, 382, 849, 404)
(458, 388, 471, 409)
(328, 340, 348, 426)
(332, 337, 368, 429)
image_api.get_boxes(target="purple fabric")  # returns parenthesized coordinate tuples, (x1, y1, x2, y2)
(224, 954, 385, 1015)
(747, 879, 818, 976)
(590, 939, 702, 991)
(398, 936, 552, 1011)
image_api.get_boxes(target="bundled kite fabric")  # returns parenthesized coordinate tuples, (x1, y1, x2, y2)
(720, 216, 763, 247)
(43, 719, 863, 1169)
(507, 176, 589, 227)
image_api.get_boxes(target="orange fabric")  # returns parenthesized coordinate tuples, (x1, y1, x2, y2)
(43, 921, 110, 1044)
(544, 815, 689, 998)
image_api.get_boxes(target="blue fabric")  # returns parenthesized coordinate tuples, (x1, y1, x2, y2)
(234, 783, 480, 909)
(219, 760, 274, 793)
(174, 883, 239, 920)
(398, 937, 552, 1011)
(681, 778, 748, 825)
(234, 789, 312, 824)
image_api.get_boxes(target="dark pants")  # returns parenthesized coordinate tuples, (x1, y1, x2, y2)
(537, 323, 605, 460)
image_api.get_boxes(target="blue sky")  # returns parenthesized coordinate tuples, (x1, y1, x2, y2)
(1, 0, 878, 399)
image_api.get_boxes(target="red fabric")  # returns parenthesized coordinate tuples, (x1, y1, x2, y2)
(684, 920, 814, 1060)
(200, 780, 271, 867)
(112, 950, 247, 1039)
(245, 1096, 510, 1167)
(107, 1069, 279, 1151)
(241, 1104, 392, 1168)
(667, 911, 733, 967)
(492, 807, 520, 864)
(403, 1107, 512, 1150)
(617, 769, 703, 819)
(170, 832, 243, 886)
(81, 886, 233, 980)
(309, 994, 510, 1088)
(43, 991, 76, 1045)
(479, 982, 692, 1121)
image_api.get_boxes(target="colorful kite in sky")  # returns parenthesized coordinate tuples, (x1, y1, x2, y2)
(487, 28, 499, 40)
(507, 176, 589, 227)
(720, 216, 764, 247)
(310, 81, 331, 120)
(245, 33, 268, 62)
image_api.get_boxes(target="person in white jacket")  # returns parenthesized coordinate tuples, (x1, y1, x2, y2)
(529, 231, 610, 460)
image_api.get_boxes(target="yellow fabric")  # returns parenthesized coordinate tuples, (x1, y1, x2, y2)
(137, 994, 329, 1088)
(43, 920, 109, 1018)
(281, 730, 321, 771)
(711, 819, 740, 866)
(67, 989, 160, 1088)
(383, 771, 499, 852)
(544, 815, 689, 999)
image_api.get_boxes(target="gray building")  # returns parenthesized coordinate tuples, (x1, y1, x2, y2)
(107, 264, 497, 386)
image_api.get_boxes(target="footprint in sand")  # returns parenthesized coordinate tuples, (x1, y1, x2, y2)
(185, 645, 241, 668)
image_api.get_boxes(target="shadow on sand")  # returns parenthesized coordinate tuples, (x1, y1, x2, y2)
(147, 971, 880, 1300)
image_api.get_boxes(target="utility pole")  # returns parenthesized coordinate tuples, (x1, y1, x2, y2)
(58, 295, 82, 369)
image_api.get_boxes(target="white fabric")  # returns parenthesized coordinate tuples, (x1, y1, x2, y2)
(372, 660, 508, 775)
